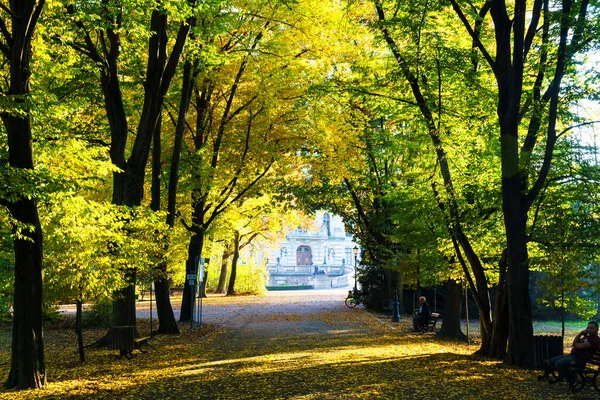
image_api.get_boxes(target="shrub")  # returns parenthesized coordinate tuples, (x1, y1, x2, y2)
(82, 298, 112, 328)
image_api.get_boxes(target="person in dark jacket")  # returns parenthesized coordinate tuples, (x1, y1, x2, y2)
(413, 296, 431, 331)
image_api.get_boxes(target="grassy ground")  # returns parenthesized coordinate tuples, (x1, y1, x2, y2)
(458, 319, 583, 349)
(0, 297, 595, 400)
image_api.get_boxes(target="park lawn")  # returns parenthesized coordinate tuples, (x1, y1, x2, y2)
(0, 306, 594, 400)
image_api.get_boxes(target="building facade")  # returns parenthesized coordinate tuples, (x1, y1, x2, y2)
(265, 211, 360, 289)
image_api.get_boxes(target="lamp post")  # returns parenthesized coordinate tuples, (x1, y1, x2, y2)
(352, 246, 359, 292)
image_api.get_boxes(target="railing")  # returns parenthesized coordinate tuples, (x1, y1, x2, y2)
(267, 264, 347, 276)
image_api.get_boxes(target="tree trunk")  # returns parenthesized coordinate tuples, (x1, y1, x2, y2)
(153, 59, 196, 334)
(5, 200, 46, 389)
(2, 0, 46, 390)
(202, 270, 209, 299)
(76, 299, 85, 363)
(150, 113, 179, 335)
(180, 231, 204, 321)
(154, 277, 179, 334)
(112, 268, 138, 329)
(226, 232, 241, 296)
(489, 249, 509, 358)
(397, 269, 404, 315)
(216, 251, 230, 294)
(504, 209, 534, 368)
(438, 279, 466, 340)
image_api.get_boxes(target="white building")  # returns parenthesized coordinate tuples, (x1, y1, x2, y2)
(264, 211, 360, 289)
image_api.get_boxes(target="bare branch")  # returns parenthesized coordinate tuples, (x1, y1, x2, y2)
(557, 120, 600, 139)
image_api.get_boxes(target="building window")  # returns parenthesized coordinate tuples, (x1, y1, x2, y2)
(345, 248, 353, 266)
(323, 213, 331, 236)
(297, 246, 312, 266)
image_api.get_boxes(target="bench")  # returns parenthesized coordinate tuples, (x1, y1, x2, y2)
(418, 313, 442, 333)
(111, 326, 152, 359)
(566, 349, 600, 393)
(134, 336, 152, 353)
(382, 299, 393, 315)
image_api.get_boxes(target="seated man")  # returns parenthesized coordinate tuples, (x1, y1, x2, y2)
(540, 320, 600, 391)
(412, 296, 430, 331)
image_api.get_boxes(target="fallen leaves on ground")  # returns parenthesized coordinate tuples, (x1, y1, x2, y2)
(0, 295, 591, 399)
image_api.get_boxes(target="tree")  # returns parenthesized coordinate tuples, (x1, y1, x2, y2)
(43, 196, 125, 362)
(367, 0, 504, 356)
(63, 0, 196, 335)
(448, 0, 599, 367)
(178, 0, 320, 320)
(0, 0, 47, 389)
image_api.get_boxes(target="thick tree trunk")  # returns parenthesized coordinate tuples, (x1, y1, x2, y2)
(112, 269, 138, 329)
(2, 0, 46, 389)
(5, 200, 46, 389)
(76, 299, 85, 363)
(226, 232, 241, 296)
(438, 279, 466, 340)
(505, 209, 534, 368)
(154, 278, 178, 334)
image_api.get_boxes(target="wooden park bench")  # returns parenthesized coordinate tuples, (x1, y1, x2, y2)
(419, 312, 442, 333)
(134, 336, 152, 353)
(566, 348, 600, 393)
(112, 326, 152, 359)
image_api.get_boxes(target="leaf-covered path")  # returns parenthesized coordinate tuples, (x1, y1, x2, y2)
(0, 290, 592, 399)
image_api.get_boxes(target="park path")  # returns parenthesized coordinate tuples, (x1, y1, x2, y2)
(128, 290, 577, 400)
(45, 290, 585, 400)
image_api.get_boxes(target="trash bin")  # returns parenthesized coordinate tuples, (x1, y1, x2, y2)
(533, 335, 564, 369)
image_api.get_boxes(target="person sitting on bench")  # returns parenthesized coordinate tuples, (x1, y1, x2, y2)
(413, 296, 430, 331)
(540, 320, 600, 391)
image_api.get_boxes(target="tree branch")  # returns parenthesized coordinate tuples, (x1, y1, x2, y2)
(447, 0, 496, 73)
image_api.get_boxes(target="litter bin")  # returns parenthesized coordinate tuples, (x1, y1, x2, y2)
(533, 335, 564, 369)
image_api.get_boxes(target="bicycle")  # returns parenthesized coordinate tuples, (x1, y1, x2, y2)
(345, 289, 365, 308)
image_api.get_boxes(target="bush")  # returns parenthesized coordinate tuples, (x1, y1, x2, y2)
(43, 304, 63, 324)
(233, 261, 269, 295)
(82, 298, 112, 328)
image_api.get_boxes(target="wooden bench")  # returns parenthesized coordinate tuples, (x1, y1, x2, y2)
(134, 336, 152, 353)
(566, 349, 600, 393)
(112, 326, 152, 359)
(419, 313, 442, 333)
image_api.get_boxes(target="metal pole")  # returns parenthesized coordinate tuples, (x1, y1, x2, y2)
(149, 281, 153, 336)
(465, 282, 469, 345)
(198, 273, 203, 326)
(354, 255, 358, 292)
(392, 288, 401, 322)
(191, 256, 198, 329)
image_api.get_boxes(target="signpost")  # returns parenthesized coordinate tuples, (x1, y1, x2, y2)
(190, 257, 207, 328)
(195, 258, 205, 327)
